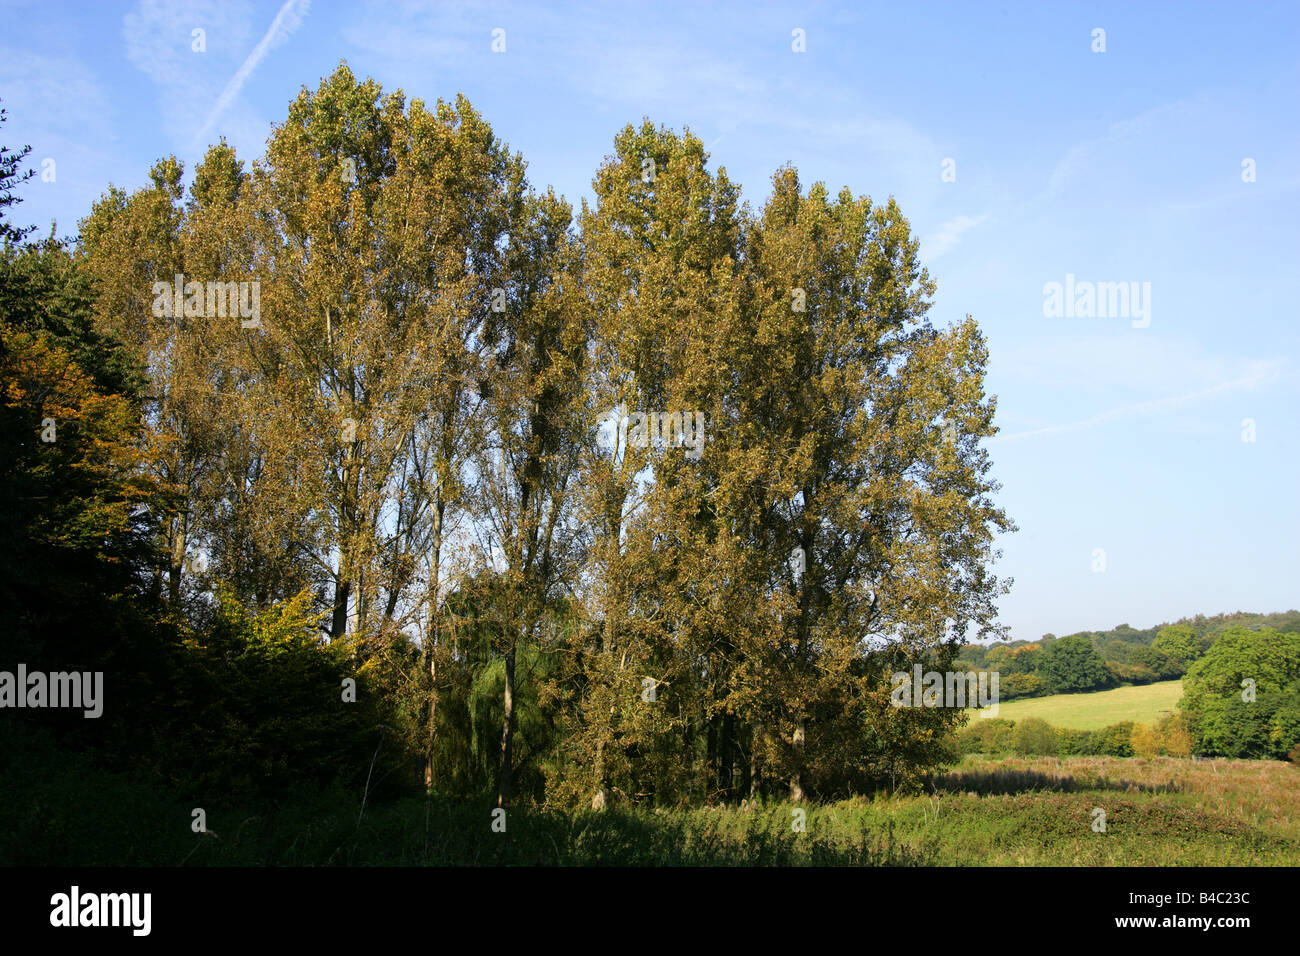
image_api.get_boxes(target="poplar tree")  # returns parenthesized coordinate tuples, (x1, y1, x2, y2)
(238, 65, 523, 786)
(570, 122, 745, 806)
(60, 67, 1016, 805)
(78, 156, 213, 610)
(475, 188, 587, 805)
(739, 167, 1013, 796)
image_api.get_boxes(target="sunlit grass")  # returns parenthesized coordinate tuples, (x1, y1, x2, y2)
(970, 680, 1184, 729)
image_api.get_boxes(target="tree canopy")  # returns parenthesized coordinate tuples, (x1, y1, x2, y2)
(2, 66, 1016, 809)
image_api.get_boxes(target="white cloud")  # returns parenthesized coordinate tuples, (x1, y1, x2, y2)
(0, 49, 121, 231)
(0, 49, 115, 138)
(124, 0, 255, 150)
(992, 336, 1279, 394)
(191, 0, 312, 149)
(923, 213, 987, 260)
(1043, 99, 1187, 198)
(990, 361, 1284, 443)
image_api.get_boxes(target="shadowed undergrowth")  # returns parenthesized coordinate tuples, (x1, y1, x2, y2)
(4, 727, 1296, 866)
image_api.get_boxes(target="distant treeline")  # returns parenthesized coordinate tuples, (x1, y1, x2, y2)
(955, 611, 1300, 700)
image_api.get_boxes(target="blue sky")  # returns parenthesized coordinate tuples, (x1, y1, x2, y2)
(3, 0, 1297, 642)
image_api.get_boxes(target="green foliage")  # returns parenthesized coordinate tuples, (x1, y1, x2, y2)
(0, 136, 169, 757)
(1011, 717, 1057, 756)
(1054, 723, 1136, 757)
(1153, 624, 1201, 668)
(1180, 627, 1300, 759)
(957, 612, 1300, 688)
(954, 718, 1015, 754)
(138, 587, 413, 802)
(1093, 721, 1136, 757)
(1054, 727, 1097, 756)
(958, 718, 1142, 758)
(1037, 635, 1113, 693)
(1123, 644, 1181, 681)
(999, 672, 1047, 700)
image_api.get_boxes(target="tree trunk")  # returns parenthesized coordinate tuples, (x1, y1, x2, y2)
(591, 739, 607, 810)
(423, 651, 439, 790)
(423, 500, 445, 789)
(789, 718, 806, 802)
(790, 521, 812, 802)
(168, 558, 182, 607)
(720, 710, 735, 800)
(590, 610, 618, 810)
(330, 576, 351, 640)
(496, 639, 516, 807)
(167, 514, 186, 607)
(706, 716, 718, 798)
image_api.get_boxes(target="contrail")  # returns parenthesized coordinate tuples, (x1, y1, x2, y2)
(192, 0, 311, 149)
(991, 364, 1283, 443)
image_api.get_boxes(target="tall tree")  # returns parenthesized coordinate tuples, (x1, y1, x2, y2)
(475, 188, 587, 805)
(236, 65, 523, 786)
(50, 67, 1020, 804)
(719, 166, 1015, 799)
(568, 121, 746, 807)
(0, 111, 161, 736)
(0, 100, 35, 246)
(78, 157, 203, 608)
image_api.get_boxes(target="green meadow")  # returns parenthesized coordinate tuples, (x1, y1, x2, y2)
(7, 730, 1296, 866)
(973, 680, 1185, 730)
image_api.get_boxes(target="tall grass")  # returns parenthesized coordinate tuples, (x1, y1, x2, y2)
(5, 721, 1296, 866)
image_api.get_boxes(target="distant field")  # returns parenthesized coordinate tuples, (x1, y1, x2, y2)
(970, 680, 1184, 729)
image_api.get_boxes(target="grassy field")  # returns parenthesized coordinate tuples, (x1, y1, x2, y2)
(7, 729, 1298, 865)
(971, 680, 1184, 729)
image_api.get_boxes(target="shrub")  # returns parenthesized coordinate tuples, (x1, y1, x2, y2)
(1131, 723, 1160, 757)
(954, 718, 1015, 754)
(1055, 728, 1095, 756)
(1012, 717, 1057, 756)
(1131, 713, 1194, 757)
(1094, 721, 1136, 757)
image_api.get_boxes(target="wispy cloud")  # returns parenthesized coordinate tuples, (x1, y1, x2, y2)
(338, 1, 942, 209)
(993, 337, 1274, 394)
(192, 0, 311, 149)
(923, 213, 987, 260)
(990, 362, 1284, 443)
(124, 0, 254, 150)
(1043, 100, 1183, 199)
(0, 49, 116, 148)
(0, 48, 121, 233)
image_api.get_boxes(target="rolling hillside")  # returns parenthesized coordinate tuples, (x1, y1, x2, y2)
(970, 680, 1184, 729)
